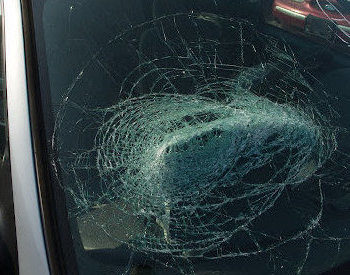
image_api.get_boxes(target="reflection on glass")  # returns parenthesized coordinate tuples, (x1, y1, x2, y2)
(269, 0, 350, 48)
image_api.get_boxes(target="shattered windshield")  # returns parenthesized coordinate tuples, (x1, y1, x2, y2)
(32, 0, 350, 274)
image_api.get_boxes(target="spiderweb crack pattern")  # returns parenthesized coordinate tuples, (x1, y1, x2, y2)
(94, 90, 328, 250)
(52, 11, 349, 274)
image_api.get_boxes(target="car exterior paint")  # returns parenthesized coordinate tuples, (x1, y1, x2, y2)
(272, 0, 350, 38)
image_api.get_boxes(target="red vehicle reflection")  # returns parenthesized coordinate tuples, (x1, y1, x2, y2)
(272, 0, 350, 43)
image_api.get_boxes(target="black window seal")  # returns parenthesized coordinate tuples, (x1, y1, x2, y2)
(20, 0, 79, 274)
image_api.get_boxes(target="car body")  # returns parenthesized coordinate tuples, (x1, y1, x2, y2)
(272, 0, 350, 42)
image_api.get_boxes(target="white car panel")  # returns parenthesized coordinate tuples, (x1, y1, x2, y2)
(4, 0, 50, 274)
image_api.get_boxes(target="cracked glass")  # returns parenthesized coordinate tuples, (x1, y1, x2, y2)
(32, 0, 350, 274)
